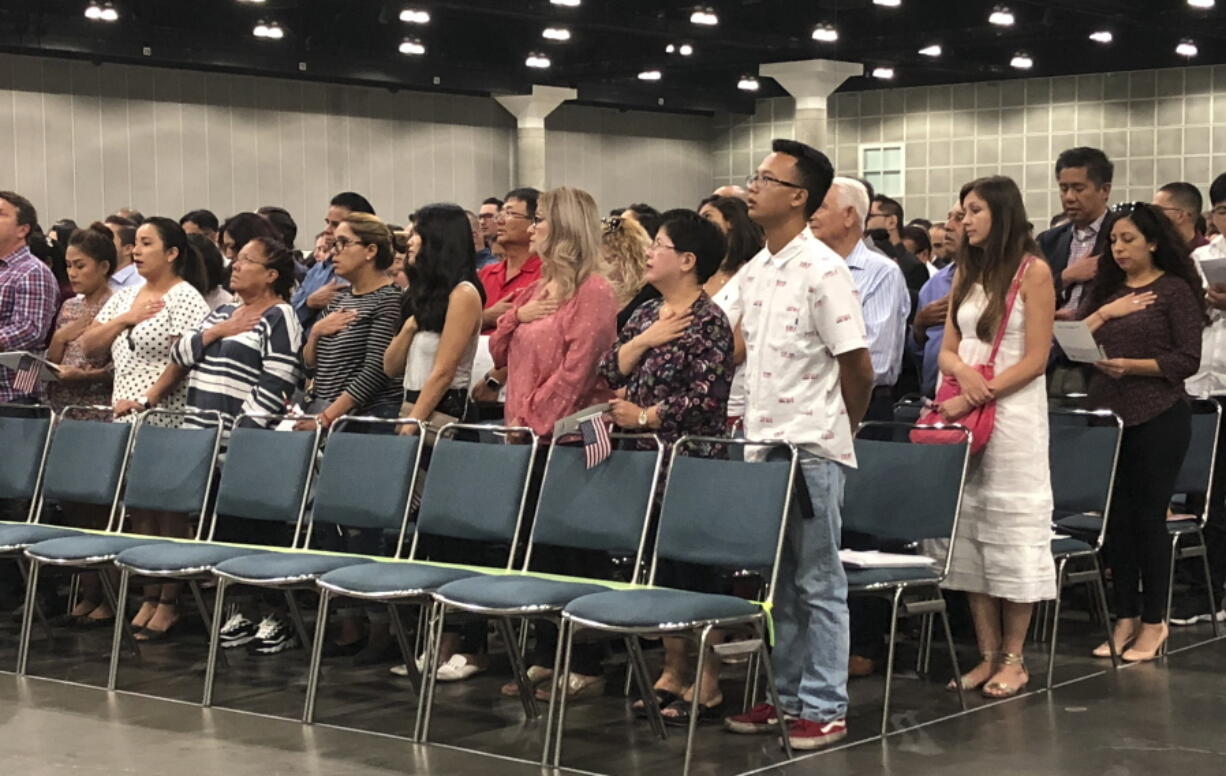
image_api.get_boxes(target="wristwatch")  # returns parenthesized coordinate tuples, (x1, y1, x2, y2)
(136, 395, 154, 410)
(484, 373, 503, 391)
(637, 407, 649, 428)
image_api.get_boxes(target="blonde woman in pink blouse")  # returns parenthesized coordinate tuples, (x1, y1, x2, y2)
(488, 186, 617, 700)
(490, 186, 617, 438)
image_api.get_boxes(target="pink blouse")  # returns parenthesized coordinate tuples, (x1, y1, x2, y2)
(490, 273, 617, 437)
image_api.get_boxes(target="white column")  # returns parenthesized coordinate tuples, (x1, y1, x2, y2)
(494, 85, 578, 191)
(759, 59, 863, 152)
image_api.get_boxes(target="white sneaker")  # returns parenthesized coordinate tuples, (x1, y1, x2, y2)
(389, 663, 409, 677)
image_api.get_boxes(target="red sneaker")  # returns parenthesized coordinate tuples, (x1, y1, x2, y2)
(783, 717, 847, 750)
(724, 703, 796, 734)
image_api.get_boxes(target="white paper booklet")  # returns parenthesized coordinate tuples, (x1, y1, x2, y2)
(1053, 321, 1106, 364)
(839, 550, 938, 568)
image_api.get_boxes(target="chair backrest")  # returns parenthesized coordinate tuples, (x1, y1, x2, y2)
(651, 437, 796, 603)
(1174, 399, 1221, 523)
(410, 424, 537, 565)
(892, 397, 924, 426)
(1048, 408, 1122, 549)
(524, 436, 663, 578)
(40, 413, 134, 526)
(309, 417, 424, 552)
(0, 407, 53, 518)
(844, 423, 971, 577)
(122, 410, 223, 524)
(210, 415, 321, 542)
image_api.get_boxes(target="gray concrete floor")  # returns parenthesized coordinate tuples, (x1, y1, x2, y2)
(1, 591, 1223, 776)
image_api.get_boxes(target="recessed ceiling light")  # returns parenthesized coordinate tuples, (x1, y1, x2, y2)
(85, 1, 118, 21)
(1187, 0, 1214, 8)
(679, 43, 693, 56)
(989, 5, 1015, 26)
(918, 44, 942, 57)
(399, 9, 430, 24)
(550, 0, 580, 6)
(737, 76, 760, 91)
(398, 38, 425, 55)
(690, 8, 718, 26)
(812, 24, 838, 43)
(1089, 30, 1113, 44)
(253, 21, 284, 39)
(525, 53, 551, 68)
(1010, 51, 1033, 69)
(638, 69, 662, 81)
(238, 0, 266, 4)
(873, 0, 901, 6)
(542, 27, 571, 41)
(872, 66, 895, 80)
(1176, 38, 1198, 57)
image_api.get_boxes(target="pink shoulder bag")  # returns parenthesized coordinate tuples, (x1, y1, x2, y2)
(910, 256, 1034, 455)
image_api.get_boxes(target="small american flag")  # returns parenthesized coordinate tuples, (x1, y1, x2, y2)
(12, 356, 39, 396)
(579, 414, 612, 469)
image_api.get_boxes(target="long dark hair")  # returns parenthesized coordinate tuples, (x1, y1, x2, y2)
(188, 233, 226, 293)
(1083, 202, 1208, 324)
(949, 176, 1038, 341)
(402, 203, 486, 332)
(143, 216, 209, 296)
(704, 196, 764, 274)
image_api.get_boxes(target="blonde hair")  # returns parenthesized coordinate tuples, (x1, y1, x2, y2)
(342, 212, 394, 269)
(537, 186, 602, 301)
(600, 216, 650, 306)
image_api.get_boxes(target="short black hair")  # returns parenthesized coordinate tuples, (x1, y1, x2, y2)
(1055, 147, 1114, 187)
(0, 191, 37, 235)
(179, 209, 219, 233)
(658, 208, 727, 284)
(900, 224, 932, 255)
(258, 205, 298, 247)
(504, 188, 540, 218)
(330, 191, 375, 215)
(1158, 181, 1203, 216)
(481, 197, 504, 209)
(770, 139, 834, 219)
(907, 217, 933, 230)
(873, 195, 904, 227)
(626, 203, 661, 238)
(1211, 173, 1226, 208)
(104, 215, 137, 246)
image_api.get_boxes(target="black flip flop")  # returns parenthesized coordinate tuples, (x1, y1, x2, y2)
(660, 697, 726, 727)
(632, 688, 681, 718)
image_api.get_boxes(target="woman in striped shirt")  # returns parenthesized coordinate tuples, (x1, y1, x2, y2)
(302, 213, 402, 427)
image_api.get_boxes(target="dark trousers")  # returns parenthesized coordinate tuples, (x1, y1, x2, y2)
(1107, 401, 1191, 624)
(1181, 396, 1226, 600)
(528, 545, 608, 675)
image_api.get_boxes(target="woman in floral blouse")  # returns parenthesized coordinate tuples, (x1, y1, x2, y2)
(597, 209, 735, 727)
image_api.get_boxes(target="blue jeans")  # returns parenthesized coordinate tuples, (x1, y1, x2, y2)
(771, 453, 849, 723)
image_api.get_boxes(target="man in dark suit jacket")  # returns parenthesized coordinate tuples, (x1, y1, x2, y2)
(1037, 147, 1115, 304)
(868, 195, 930, 291)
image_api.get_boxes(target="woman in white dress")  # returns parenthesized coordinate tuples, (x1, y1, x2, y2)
(935, 177, 1056, 698)
(79, 217, 211, 639)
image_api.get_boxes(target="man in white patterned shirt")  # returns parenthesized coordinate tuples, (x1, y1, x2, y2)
(723, 139, 872, 751)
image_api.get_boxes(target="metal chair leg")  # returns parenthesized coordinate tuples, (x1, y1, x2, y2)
(188, 580, 226, 670)
(388, 602, 422, 694)
(107, 567, 132, 690)
(302, 588, 331, 724)
(418, 601, 447, 743)
(16, 558, 41, 675)
(14, 556, 54, 646)
(496, 615, 539, 720)
(283, 589, 312, 653)
(1194, 529, 1221, 637)
(202, 577, 228, 707)
(1091, 557, 1119, 669)
(551, 618, 579, 768)
(939, 606, 965, 712)
(542, 617, 572, 766)
(755, 618, 792, 761)
(880, 587, 903, 737)
(682, 625, 714, 776)
(1046, 558, 1067, 690)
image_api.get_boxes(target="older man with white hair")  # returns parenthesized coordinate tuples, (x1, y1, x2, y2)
(809, 177, 910, 421)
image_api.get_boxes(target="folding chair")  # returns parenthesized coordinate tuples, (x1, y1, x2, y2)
(1047, 408, 1124, 688)
(842, 422, 971, 736)
(204, 414, 425, 714)
(303, 423, 537, 731)
(108, 412, 322, 696)
(19, 409, 222, 677)
(554, 437, 798, 776)
(1165, 398, 1221, 637)
(422, 434, 663, 751)
(0, 403, 54, 527)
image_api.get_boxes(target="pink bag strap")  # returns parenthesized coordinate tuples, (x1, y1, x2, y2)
(986, 255, 1035, 367)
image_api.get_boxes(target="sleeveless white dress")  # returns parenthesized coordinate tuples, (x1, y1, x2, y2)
(940, 283, 1056, 603)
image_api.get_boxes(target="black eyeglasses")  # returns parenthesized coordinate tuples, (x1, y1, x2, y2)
(334, 235, 363, 250)
(746, 172, 805, 190)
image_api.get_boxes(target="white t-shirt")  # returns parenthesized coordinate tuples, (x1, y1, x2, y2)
(403, 282, 480, 394)
(739, 228, 868, 467)
(1187, 235, 1226, 398)
(710, 267, 747, 420)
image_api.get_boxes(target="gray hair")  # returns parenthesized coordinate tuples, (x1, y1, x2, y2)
(830, 176, 870, 227)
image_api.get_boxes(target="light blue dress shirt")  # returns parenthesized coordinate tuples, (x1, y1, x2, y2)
(846, 240, 911, 387)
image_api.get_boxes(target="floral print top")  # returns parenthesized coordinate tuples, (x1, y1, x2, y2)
(46, 292, 113, 420)
(598, 294, 733, 444)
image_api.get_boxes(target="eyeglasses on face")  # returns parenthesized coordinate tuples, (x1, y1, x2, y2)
(499, 210, 532, 222)
(746, 172, 805, 190)
(333, 235, 363, 250)
(233, 255, 271, 268)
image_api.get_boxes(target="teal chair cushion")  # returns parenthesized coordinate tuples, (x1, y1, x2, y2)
(0, 524, 81, 550)
(26, 534, 162, 562)
(1054, 513, 1103, 536)
(845, 566, 941, 589)
(563, 588, 760, 629)
(318, 562, 481, 597)
(115, 542, 263, 573)
(435, 575, 610, 612)
(1051, 536, 1095, 556)
(213, 551, 373, 583)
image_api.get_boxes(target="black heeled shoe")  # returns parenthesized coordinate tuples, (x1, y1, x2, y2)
(660, 696, 726, 727)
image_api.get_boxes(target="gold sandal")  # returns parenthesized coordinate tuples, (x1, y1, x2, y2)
(982, 652, 1028, 699)
(946, 652, 997, 692)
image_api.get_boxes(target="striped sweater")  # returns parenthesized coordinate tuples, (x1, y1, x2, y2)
(308, 283, 402, 411)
